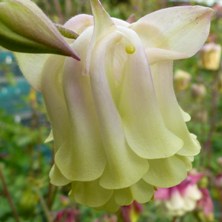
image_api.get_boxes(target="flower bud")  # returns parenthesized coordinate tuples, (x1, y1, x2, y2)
(174, 69, 191, 91)
(199, 42, 221, 70)
(191, 83, 207, 100)
(0, 0, 79, 59)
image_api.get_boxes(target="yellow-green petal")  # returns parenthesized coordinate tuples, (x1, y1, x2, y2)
(114, 180, 154, 205)
(15, 53, 48, 91)
(64, 14, 93, 35)
(143, 156, 187, 188)
(150, 61, 201, 156)
(95, 195, 120, 213)
(89, 31, 148, 189)
(49, 165, 71, 186)
(118, 27, 183, 159)
(44, 31, 106, 182)
(131, 6, 213, 61)
(70, 180, 113, 207)
(90, 0, 114, 37)
(56, 55, 106, 181)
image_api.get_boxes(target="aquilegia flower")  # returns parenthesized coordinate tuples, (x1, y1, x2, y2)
(199, 42, 221, 70)
(197, 188, 214, 221)
(0, 0, 213, 211)
(154, 172, 203, 216)
(174, 69, 191, 92)
(155, 171, 214, 219)
(121, 201, 143, 222)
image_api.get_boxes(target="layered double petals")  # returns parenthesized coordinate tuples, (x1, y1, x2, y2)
(15, 0, 213, 211)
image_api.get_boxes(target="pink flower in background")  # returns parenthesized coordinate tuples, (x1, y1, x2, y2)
(155, 172, 204, 216)
(214, 173, 222, 187)
(54, 208, 79, 222)
(197, 188, 214, 220)
(121, 201, 143, 222)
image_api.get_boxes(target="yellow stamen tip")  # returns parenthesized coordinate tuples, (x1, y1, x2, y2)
(125, 45, 135, 54)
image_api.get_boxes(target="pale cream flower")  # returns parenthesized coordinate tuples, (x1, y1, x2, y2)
(174, 70, 191, 91)
(200, 42, 221, 70)
(2, 0, 213, 211)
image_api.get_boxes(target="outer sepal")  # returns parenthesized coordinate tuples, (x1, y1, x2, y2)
(0, 0, 79, 60)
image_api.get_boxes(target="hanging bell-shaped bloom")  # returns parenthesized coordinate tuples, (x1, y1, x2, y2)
(154, 172, 203, 216)
(174, 69, 191, 91)
(10, 0, 213, 211)
(199, 42, 221, 70)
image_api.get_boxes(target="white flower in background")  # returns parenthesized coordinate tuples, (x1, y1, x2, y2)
(200, 42, 221, 70)
(155, 173, 203, 216)
(174, 70, 191, 91)
(0, 0, 213, 211)
(166, 184, 202, 216)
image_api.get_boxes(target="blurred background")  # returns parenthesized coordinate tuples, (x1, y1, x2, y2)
(1, 0, 222, 221)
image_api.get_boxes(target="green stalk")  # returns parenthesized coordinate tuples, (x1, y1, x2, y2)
(0, 165, 20, 222)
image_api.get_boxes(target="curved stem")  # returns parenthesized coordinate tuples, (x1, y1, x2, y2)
(0, 166, 20, 222)
(35, 188, 53, 222)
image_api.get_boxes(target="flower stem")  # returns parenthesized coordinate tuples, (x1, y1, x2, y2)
(172, 216, 178, 222)
(46, 183, 57, 210)
(0, 165, 20, 222)
(35, 188, 53, 222)
(53, 0, 64, 23)
(203, 70, 219, 166)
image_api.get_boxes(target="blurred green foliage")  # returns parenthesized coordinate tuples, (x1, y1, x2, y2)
(33, 0, 171, 23)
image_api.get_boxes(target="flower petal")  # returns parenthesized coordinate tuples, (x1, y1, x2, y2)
(56, 61, 106, 181)
(44, 130, 53, 143)
(177, 155, 193, 171)
(117, 27, 183, 159)
(90, 0, 114, 37)
(15, 53, 48, 91)
(154, 188, 170, 200)
(143, 156, 187, 188)
(89, 31, 148, 189)
(180, 107, 191, 122)
(49, 31, 106, 181)
(40, 30, 105, 182)
(166, 189, 185, 211)
(64, 14, 93, 34)
(49, 165, 71, 186)
(114, 180, 154, 205)
(40, 55, 67, 153)
(84, 0, 115, 75)
(131, 6, 213, 62)
(150, 61, 201, 156)
(70, 180, 113, 207)
(112, 18, 129, 27)
(96, 195, 120, 212)
(145, 48, 187, 64)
